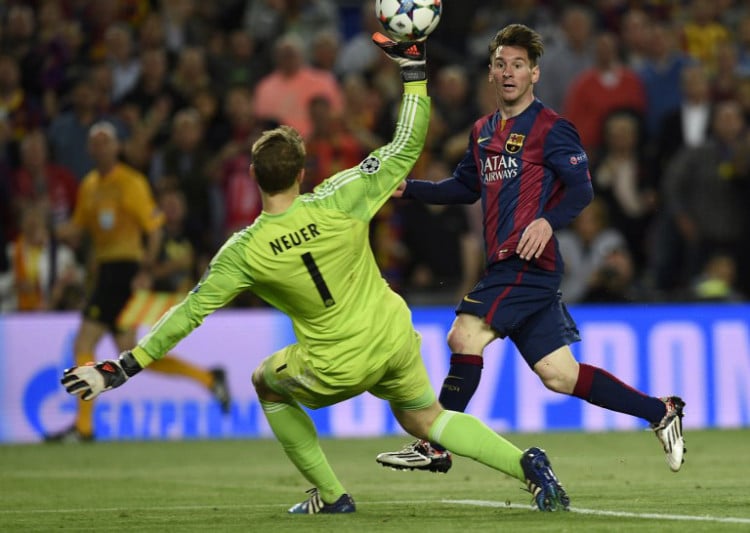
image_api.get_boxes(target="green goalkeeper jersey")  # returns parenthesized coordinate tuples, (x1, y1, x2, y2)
(133, 86, 430, 385)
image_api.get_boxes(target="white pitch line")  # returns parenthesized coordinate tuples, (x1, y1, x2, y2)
(2, 499, 750, 525)
(444, 499, 750, 525)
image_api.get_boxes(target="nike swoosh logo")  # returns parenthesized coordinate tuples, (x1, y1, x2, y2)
(463, 295, 483, 304)
(477, 136, 492, 144)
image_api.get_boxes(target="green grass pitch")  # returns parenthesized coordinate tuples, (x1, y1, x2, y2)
(1, 429, 749, 532)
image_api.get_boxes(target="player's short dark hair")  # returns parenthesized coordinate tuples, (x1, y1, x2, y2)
(489, 24, 544, 66)
(251, 125, 306, 194)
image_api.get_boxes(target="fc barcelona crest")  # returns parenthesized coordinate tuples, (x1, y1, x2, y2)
(505, 133, 525, 154)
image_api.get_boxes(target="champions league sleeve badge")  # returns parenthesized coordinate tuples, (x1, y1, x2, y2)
(359, 156, 381, 174)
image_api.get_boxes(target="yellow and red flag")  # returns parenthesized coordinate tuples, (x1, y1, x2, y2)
(116, 290, 184, 329)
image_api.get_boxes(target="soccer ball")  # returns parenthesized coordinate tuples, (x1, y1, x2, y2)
(375, 0, 442, 42)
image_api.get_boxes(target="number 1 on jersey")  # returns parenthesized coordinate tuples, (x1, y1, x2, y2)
(301, 252, 336, 307)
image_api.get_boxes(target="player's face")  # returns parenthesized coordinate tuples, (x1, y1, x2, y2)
(488, 45, 539, 108)
(88, 131, 119, 166)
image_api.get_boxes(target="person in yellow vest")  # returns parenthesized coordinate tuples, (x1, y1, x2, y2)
(46, 122, 230, 443)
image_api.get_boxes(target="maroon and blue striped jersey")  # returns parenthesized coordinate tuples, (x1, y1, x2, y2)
(404, 98, 593, 273)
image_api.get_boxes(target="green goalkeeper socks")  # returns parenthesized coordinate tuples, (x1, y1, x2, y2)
(428, 410, 525, 481)
(260, 400, 346, 503)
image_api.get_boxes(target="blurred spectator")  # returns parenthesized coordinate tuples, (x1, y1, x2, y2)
(583, 247, 636, 303)
(369, 42, 403, 110)
(242, 0, 286, 52)
(0, 183, 11, 272)
(89, 61, 119, 115)
(55, 19, 89, 93)
(1, 4, 35, 66)
(303, 95, 364, 192)
(191, 1, 246, 34)
(649, 118, 713, 294)
(137, 12, 168, 53)
(637, 21, 694, 141)
(160, 0, 208, 55)
(170, 46, 211, 106)
(563, 32, 647, 158)
(679, 0, 730, 75)
(430, 65, 480, 165)
(736, 13, 750, 77)
(653, 63, 713, 177)
(150, 107, 217, 257)
(0, 114, 13, 271)
(47, 74, 126, 181)
(277, 0, 340, 50)
(735, 76, 750, 122)
(253, 33, 344, 138)
(213, 30, 267, 93)
(12, 130, 78, 230)
(657, 100, 750, 295)
(208, 85, 267, 241)
(152, 188, 196, 294)
(557, 198, 635, 303)
(310, 28, 341, 73)
(712, 41, 740, 102)
(688, 253, 744, 301)
(535, 5, 595, 113)
(104, 23, 141, 103)
(466, 0, 555, 69)
(19, 1, 70, 118)
(79, 0, 128, 63)
(335, 0, 383, 78)
(370, 199, 407, 295)
(0, 202, 83, 312)
(211, 84, 265, 155)
(0, 54, 44, 166)
(340, 73, 390, 153)
(398, 158, 482, 305)
(242, 0, 339, 56)
(121, 48, 185, 131)
(620, 8, 652, 70)
(219, 144, 261, 238)
(191, 87, 226, 151)
(427, 0, 485, 67)
(593, 111, 656, 269)
(715, 0, 748, 34)
(203, 83, 267, 306)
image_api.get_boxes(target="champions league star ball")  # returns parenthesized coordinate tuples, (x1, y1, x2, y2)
(375, 0, 442, 42)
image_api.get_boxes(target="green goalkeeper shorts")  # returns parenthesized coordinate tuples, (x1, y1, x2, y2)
(260, 329, 436, 410)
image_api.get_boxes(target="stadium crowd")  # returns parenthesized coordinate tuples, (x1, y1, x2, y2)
(2, 0, 750, 313)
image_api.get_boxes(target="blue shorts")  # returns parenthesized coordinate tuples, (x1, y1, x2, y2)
(456, 257, 580, 367)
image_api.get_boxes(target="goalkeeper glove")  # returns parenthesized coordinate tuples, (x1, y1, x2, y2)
(372, 32, 426, 82)
(61, 351, 143, 400)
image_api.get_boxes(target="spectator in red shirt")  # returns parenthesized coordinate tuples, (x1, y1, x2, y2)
(563, 32, 647, 159)
(303, 95, 364, 192)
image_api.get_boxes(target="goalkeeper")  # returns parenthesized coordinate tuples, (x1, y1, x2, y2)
(60, 34, 569, 514)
